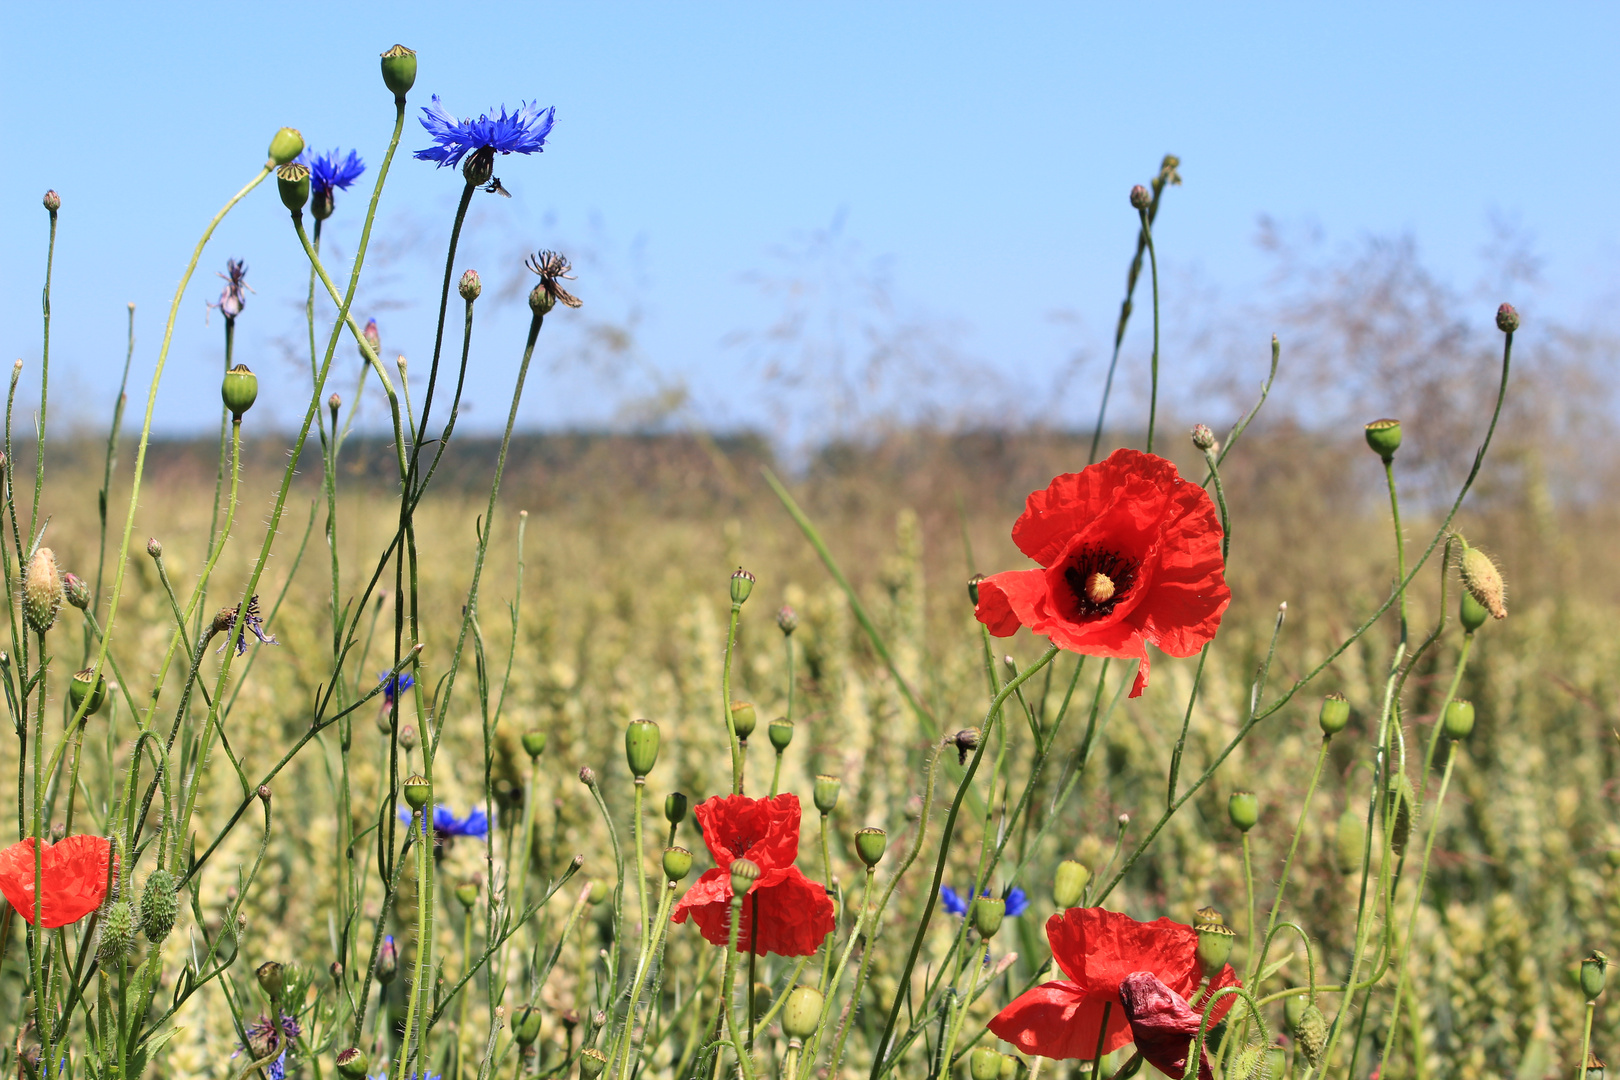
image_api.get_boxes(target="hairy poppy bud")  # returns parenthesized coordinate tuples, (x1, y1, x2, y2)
(971, 1048, 1005, 1080)
(1336, 808, 1365, 874)
(1129, 184, 1151, 210)
(1191, 424, 1217, 452)
(1319, 693, 1350, 736)
(664, 792, 688, 826)
(43, 190, 60, 213)
(268, 127, 305, 166)
(455, 880, 479, 909)
(730, 702, 757, 741)
(1584, 951, 1610, 1000)
(458, 269, 482, 302)
(782, 985, 822, 1040)
(1459, 588, 1489, 632)
(222, 364, 258, 420)
(403, 774, 430, 810)
(1364, 418, 1402, 461)
(730, 567, 756, 605)
(69, 668, 107, 718)
(579, 1048, 608, 1078)
(335, 1047, 369, 1078)
(1458, 542, 1507, 620)
(1228, 791, 1259, 832)
(380, 45, 417, 100)
(1053, 860, 1090, 909)
(855, 827, 887, 868)
(967, 573, 985, 606)
(521, 730, 547, 758)
(98, 900, 136, 964)
(140, 869, 178, 943)
(1295, 1004, 1329, 1067)
(256, 961, 285, 1001)
(1196, 921, 1235, 977)
(277, 162, 310, 213)
(1497, 302, 1520, 333)
(24, 547, 63, 634)
(625, 718, 660, 779)
(1387, 774, 1415, 857)
(512, 1003, 543, 1046)
(63, 572, 90, 611)
(730, 857, 761, 899)
(777, 605, 798, 635)
(813, 775, 841, 815)
(972, 896, 1006, 939)
(1264, 1043, 1287, 1080)
(663, 846, 693, 882)
(376, 935, 399, 983)
(1443, 699, 1475, 740)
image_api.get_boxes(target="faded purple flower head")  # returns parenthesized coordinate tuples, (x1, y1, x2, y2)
(218, 595, 278, 656)
(209, 259, 252, 320)
(414, 95, 555, 170)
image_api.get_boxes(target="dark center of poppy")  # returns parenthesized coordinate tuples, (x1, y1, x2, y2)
(1062, 548, 1137, 619)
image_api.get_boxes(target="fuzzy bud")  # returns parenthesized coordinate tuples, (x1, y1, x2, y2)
(777, 605, 798, 635)
(1458, 542, 1507, 620)
(1129, 184, 1151, 210)
(1364, 418, 1402, 461)
(854, 827, 887, 868)
(1496, 302, 1520, 333)
(521, 730, 547, 758)
(139, 869, 179, 944)
(63, 572, 90, 611)
(1319, 693, 1351, 736)
(1228, 791, 1259, 832)
(1584, 951, 1610, 1000)
(267, 127, 305, 166)
(1190, 424, 1217, 452)
(625, 718, 661, 779)
(1443, 698, 1475, 740)
(730, 567, 755, 605)
(664, 792, 688, 825)
(782, 985, 823, 1040)
(380, 45, 417, 101)
(729, 702, 757, 741)
(662, 846, 693, 882)
(23, 547, 63, 634)
(813, 775, 842, 815)
(1295, 1004, 1329, 1067)
(458, 269, 482, 302)
(768, 717, 794, 751)
(335, 1048, 369, 1079)
(729, 857, 761, 899)
(1053, 860, 1090, 909)
(98, 900, 136, 964)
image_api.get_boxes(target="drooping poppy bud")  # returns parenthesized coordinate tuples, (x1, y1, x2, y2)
(1295, 1003, 1329, 1067)
(782, 985, 822, 1040)
(1458, 541, 1507, 621)
(625, 719, 660, 779)
(1052, 860, 1090, 909)
(1364, 418, 1402, 461)
(1318, 693, 1350, 736)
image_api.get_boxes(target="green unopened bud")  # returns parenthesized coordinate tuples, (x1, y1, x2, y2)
(1196, 921, 1236, 977)
(782, 985, 822, 1040)
(375, 935, 399, 983)
(98, 900, 136, 964)
(69, 668, 107, 718)
(1459, 588, 1489, 632)
(1458, 541, 1507, 621)
(769, 717, 794, 750)
(256, 960, 285, 1001)
(361, 318, 381, 360)
(276, 162, 310, 213)
(521, 730, 547, 759)
(1129, 184, 1151, 210)
(222, 364, 259, 420)
(268, 127, 305, 165)
(403, 773, 431, 810)
(1191, 424, 1217, 452)
(855, 827, 887, 868)
(777, 605, 798, 634)
(751, 983, 772, 1021)
(513, 1003, 543, 1047)
(62, 572, 90, 611)
(1387, 774, 1414, 857)
(399, 725, 418, 751)
(625, 718, 661, 779)
(1318, 693, 1350, 736)
(380, 45, 417, 101)
(458, 269, 482, 302)
(23, 547, 62, 634)
(729, 857, 760, 899)
(579, 1048, 608, 1078)
(1336, 807, 1366, 875)
(1295, 1004, 1329, 1067)
(1283, 993, 1308, 1031)
(529, 282, 554, 315)
(139, 869, 178, 944)
(1443, 699, 1475, 741)
(662, 846, 693, 882)
(971, 1047, 1005, 1080)
(1364, 418, 1402, 461)
(813, 775, 841, 815)
(587, 879, 609, 905)
(1052, 860, 1090, 909)
(972, 896, 1006, 939)
(664, 792, 688, 825)
(1584, 951, 1610, 1000)
(1227, 791, 1259, 832)
(730, 568, 755, 604)
(335, 1047, 369, 1079)
(729, 702, 757, 741)
(455, 880, 479, 909)
(1496, 302, 1520, 333)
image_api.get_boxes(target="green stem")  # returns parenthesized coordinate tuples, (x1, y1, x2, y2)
(1579, 1000, 1596, 1080)
(633, 780, 650, 941)
(1140, 205, 1160, 454)
(1250, 735, 1332, 985)
(1384, 457, 1408, 643)
(721, 602, 744, 793)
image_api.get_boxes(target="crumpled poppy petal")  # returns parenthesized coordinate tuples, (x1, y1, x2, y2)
(1118, 971, 1214, 1080)
(0, 835, 116, 928)
(692, 793, 803, 871)
(989, 980, 1131, 1060)
(673, 867, 833, 958)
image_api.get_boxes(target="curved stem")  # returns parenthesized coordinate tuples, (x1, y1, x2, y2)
(1251, 735, 1332, 984)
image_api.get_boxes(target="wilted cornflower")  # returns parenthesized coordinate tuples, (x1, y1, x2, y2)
(415, 95, 554, 187)
(235, 1013, 301, 1080)
(299, 147, 365, 220)
(215, 596, 278, 656)
(525, 251, 583, 310)
(379, 670, 414, 708)
(208, 259, 252, 321)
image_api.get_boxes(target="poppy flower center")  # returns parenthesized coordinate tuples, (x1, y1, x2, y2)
(1062, 548, 1137, 619)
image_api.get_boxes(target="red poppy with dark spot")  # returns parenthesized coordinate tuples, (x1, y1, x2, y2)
(974, 449, 1229, 698)
(1118, 971, 1220, 1080)
(671, 793, 834, 958)
(0, 835, 117, 927)
(987, 908, 1240, 1063)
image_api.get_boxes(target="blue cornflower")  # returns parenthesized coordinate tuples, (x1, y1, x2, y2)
(300, 147, 365, 197)
(380, 671, 414, 708)
(369, 1072, 440, 1080)
(398, 804, 490, 839)
(413, 95, 555, 171)
(939, 885, 1029, 918)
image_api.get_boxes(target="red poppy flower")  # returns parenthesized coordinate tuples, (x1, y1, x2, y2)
(1118, 971, 1220, 1080)
(0, 835, 117, 928)
(974, 448, 1229, 698)
(671, 793, 835, 958)
(987, 907, 1239, 1061)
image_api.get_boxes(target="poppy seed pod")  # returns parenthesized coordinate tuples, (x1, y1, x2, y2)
(662, 846, 693, 882)
(1196, 921, 1236, 977)
(521, 730, 547, 759)
(1589, 1052, 1606, 1080)
(1364, 418, 1402, 461)
(1052, 860, 1090, 909)
(140, 869, 178, 943)
(768, 717, 794, 750)
(513, 1003, 543, 1047)
(729, 702, 757, 741)
(971, 1048, 1005, 1080)
(276, 162, 311, 213)
(403, 774, 430, 810)
(267, 127, 305, 166)
(973, 896, 1006, 939)
(998, 1055, 1016, 1080)
(777, 605, 798, 635)
(729, 857, 761, 899)
(256, 961, 285, 1001)
(69, 668, 107, 718)
(579, 1048, 608, 1078)
(1228, 791, 1259, 832)
(1584, 951, 1610, 1000)
(1319, 693, 1351, 736)
(625, 719, 661, 779)
(1497, 302, 1520, 333)
(380, 44, 417, 100)
(1443, 699, 1476, 741)
(813, 775, 842, 815)
(458, 269, 481, 302)
(782, 985, 822, 1040)
(62, 572, 90, 611)
(455, 881, 479, 909)
(854, 827, 887, 868)
(98, 900, 136, 964)
(664, 792, 688, 826)
(1459, 588, 1489, 632)
(730, 567, 755, 605)
(23, 547, 63, 635)
(222, 364, 258, 420)
(1459, 543, 1507, 620)
(335, 1048, 369, 1079)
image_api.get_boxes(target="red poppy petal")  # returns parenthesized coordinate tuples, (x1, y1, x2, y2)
(1011, 450, 1183, 567)
(988, 981, 1132, 1060)
(1118, 972, 1214, 1080)
(43, 835, 115, 928)
(975, 570, 1046, 638)
(749, 867, 835, 958)
(0, 840, 41, 922)
(690, 794, 802, 872)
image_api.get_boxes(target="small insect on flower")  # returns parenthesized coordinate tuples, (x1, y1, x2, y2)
(414, 94, 555, 191)
(525, 251, 584, 309)
(208, 259, 253, 321)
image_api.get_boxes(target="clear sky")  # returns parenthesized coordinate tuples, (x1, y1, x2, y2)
(0, 2, 1614, 439)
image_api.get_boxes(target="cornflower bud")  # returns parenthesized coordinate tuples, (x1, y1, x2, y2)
(972, 896, 1006, 939)
(521, 730, 547, 758)
(662, 846, 693, 882)
(1319, 693, 1350, 736)
(268, 127, 305, 166)
(971, 1048, 1005, 1080)
(1191, 424, 1217, 451)
(813, 775, 841, 815)
(146, 537, 163, 559)
(400, 725, 418, 751)
(1053, 860, 1090, 909)
(777, 605, 798, 635)
(43, 190, 60, 213)
(1129, 184, 1151, 210)
(23, 547, 63, 634)
(63, 572, 90, 611)
(730, 567, 755, 605)
(1458, 541, 1507, 620)
(1228, 791, 1259, 832)
(375, 935, 399, 984)
(664, 792, 688, 826)
(1443, 699, 1475, 741)
(335, 1048, 369, 1078)
(854, 827, 887, 868)
(222, 364, 259, 420)
(361, 318, 381, 361)
(1497, 302, 1520, 333)
(1584, 951, 1609, 1000)
(1364, 418, 1402, 462)
(729, 857, 761, 898)
(277, 162, 311, 213)
(768, 717, 794, 750)
(380, 45, 417, 101)
(459, 269, 482, 301)
(625, 718, 661, 779)
(782, 985, 822, 1040)
(328, 393, 341, 428)
(729, 702, 757, 741)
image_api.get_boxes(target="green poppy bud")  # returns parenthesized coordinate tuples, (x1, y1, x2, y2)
(1228, 791, 1259, 832)
(1295, 1004, 1329, 1067)
(1387, 774, 1415, 857)
(751, 983, 772, 1021)
(222, 364, 259, 420)
(971, 1048, 1005, 1080)
(1052, 860, 1090, 909)
(579, 1048, 608, 1078)
(403, 773, 431, 810)
(513, 1003, 543, 1047)
(1318, 693, 1351, 736)
(267, 127, 305, 166)
(998, 1056, 1017, 1080)
(1497, 302, 1520, 333)
(972, 896, 1006, 939)
(625, 718, 661, 779)
(1283, 993, 1308, 1031)
(854, 827, 887, 868)
(1443, 699, 1475, 741)
(380, 45, 417, 101)
(664, 792, 688, 825)
(730, 701, 757, 741)
(813, 775, 841, 815)
(23, 547, 62, 635)
(455, 880, 479, 909)
(769, 717, 794, 751)
(1364, 418, 1402, 461)
(276, 162, 311, 213)
(139, 869, 178, 944)
(69, 668, 107, 718)
(1584, 951, 1610, 1000)
(1459, 588, 1489, 632)
(1336, 807, 1366, 874)
(98, 900, 136, 964)
(1196, 921, 1236, 977)
(729, 857, 760, 900)
(335, 1048, 369, 1079)
(730, 567, 755, 605)
(1265, 1044, 1287, 1080)
(662, 846, 693, 882)
(782, 985, 822, 1040)
(1459, 542, 1507, 621)
(521, 730, 547, 759)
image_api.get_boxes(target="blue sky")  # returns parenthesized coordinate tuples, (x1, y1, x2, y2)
(0, 3, 1614, 439)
